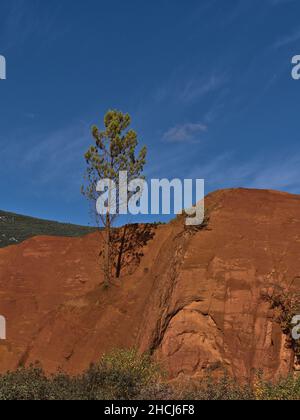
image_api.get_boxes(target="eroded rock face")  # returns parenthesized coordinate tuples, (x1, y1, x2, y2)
(140, 189, 300, 381)
(0, 189, 299, 381)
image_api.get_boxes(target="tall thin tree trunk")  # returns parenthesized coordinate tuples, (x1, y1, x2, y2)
(104, 213, 111, 287)
(116, 225, 127, 278)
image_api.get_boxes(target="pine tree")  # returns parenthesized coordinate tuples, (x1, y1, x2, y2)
(82, 110, 147, 286)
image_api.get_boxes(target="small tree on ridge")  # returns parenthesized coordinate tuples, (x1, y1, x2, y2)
(82, 110, 147, 286)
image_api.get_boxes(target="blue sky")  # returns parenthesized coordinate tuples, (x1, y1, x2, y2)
(0, 0, 300, 225)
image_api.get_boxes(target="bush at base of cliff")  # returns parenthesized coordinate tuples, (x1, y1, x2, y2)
(254, 375, 300, 401)
(80, 349, 160, 400)
(0, 350, 160, 401)
(0, 350, 300, 400)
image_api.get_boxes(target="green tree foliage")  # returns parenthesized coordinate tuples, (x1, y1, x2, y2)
(0, 210, 95, 248)
(82, 110, 147, 286)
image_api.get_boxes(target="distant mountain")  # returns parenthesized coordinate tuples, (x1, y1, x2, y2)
(0, 210, 96, 248)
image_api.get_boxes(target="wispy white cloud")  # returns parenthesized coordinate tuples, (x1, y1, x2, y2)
(22, 122, 89, 184)
(179, 74, 226, 104)
(153, 70, 228, 106)
(248, 156, 300, 191)
(188, 152, 300, 194)
(0, 120, 91, 200)
(273, 28, 300, 49)
(163, 123, 207, 143)
(0, 0, 64, 52)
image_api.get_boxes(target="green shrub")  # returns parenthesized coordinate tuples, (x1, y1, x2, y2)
(0, 366, 49, 400)
(254, 375, 300, 401)
(79, 349, 160, 400)
(0, 351, 299, 400)
(171, 375, 255, 401)
(0, 350, 160, 401)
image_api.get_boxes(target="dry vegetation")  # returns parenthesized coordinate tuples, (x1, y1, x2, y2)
(0, 349, 299, 400)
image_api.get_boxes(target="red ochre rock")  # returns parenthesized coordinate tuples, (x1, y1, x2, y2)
(0, 188, 299, 382)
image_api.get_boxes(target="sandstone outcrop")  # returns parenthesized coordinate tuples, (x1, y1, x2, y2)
(0, 188, 299, 382)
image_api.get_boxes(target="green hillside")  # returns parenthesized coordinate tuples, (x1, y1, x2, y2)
(0, 210, 96, 248)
